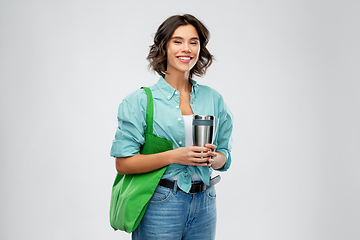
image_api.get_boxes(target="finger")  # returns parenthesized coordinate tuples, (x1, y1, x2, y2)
(194, 151, 212, 158)
(210, 152, 218, 159)
(191, 161, 209, 167)
(208, 151, 217, 158)
(190, 146, 209, 153)
(207, 158, 215, 167)
(192, 157, 211, 166)
(205, 143, 217, 151)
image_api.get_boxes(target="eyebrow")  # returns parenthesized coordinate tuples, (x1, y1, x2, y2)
(171, 36, 200, 41)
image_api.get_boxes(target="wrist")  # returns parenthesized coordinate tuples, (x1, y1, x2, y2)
(165, 149, 176, 165)
(212, 151, 226, 169)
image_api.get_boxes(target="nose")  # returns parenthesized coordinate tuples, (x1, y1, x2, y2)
(182, 43, 191, 53)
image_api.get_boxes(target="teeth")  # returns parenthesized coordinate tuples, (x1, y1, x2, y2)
(178, 57, 191, 60)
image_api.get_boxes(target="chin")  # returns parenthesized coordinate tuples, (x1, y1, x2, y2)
(177, 65, 195, 73)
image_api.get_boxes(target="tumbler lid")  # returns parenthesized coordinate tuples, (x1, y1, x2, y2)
(193, 115, 214, 120)
(193, 115, 214, 126)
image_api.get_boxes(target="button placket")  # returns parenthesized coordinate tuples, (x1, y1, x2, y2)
(177, 113, 185, 146)
(172, 93, 184, 146)
(190, 94, 195, 112)
(174, 92, 180, 110)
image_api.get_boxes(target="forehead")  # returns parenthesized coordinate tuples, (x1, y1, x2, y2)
(171, 24, 199, 39)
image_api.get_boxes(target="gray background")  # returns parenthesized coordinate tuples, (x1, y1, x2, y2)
(1, 0, 359, 239)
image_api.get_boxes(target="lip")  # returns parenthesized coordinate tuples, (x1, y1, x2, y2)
(176, 55, 194, 63)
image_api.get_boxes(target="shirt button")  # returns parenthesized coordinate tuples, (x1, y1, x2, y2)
(178, 118, 181, 121)
(176, 105, 179, 108)
(179, 141, 182, 145)
(175, 91, 178, 95)
(167, 95, 171, 99)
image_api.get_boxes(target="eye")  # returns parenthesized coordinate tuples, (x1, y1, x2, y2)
(174, 40, 182, 44)
(190, 41, 199, 45)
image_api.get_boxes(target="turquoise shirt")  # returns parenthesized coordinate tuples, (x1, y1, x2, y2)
(110, 76, 233, 193)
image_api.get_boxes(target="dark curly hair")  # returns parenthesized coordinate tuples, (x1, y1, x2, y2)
(147, 14, 213, 79)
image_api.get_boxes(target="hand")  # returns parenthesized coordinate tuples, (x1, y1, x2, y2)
(205, 143, 218, 167)
(172, 145, 216, 167)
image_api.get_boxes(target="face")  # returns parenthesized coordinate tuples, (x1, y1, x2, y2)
(166, 24, 200, 76)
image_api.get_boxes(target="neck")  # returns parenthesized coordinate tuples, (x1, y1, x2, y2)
(164, 71, 192, 92)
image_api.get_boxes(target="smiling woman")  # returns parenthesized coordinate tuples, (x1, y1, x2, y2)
(147, 14, 213, 79)
(110, 14, 233, 240)
(166, 25, 200, 77)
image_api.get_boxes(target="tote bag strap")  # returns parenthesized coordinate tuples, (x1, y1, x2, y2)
(141, 87, 153, 134)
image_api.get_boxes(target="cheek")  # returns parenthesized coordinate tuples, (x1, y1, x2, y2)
(194, 47, 201, 61)
(191, 46, 200, 58)
(167, 47, 177, 59)
(166, 48, 173, 62)
(195, 46, 201, 55)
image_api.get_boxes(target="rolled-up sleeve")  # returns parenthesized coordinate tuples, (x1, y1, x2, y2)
(110, 90, 147, 158)
(214, 96, 233, 172)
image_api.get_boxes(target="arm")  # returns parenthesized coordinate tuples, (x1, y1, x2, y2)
(208, 91, 234, 171)
(116, 145, 215, 175)
(111, 90, 218, 175)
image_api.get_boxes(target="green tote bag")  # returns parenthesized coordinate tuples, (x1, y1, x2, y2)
(109, 87, 173, 233)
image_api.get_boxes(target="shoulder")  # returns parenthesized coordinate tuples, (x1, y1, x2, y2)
(118, 88, 148, 114)
(123, 88, 147, 102)
(196, 83, 225, 102)
(196, 83, 232, 117)
(198, 84, 221, 94)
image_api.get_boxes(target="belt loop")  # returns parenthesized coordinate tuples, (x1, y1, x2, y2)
(173, 180, 178, 194)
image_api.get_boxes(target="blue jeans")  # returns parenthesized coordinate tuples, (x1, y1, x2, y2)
(132, 183, 217, 240)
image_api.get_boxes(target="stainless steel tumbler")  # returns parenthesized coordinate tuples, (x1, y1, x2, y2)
(192, 115, 215, 147)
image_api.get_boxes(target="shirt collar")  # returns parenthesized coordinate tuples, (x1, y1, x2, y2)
(156, 75, 199, 101)
(190, 78, 199, 95)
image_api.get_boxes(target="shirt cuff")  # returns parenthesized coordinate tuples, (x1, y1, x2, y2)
(215, 149, 231, 172)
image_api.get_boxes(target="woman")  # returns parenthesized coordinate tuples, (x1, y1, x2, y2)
(110, 14, 233, 239)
